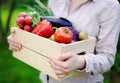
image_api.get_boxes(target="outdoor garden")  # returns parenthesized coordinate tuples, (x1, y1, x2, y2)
(0, 0, 120, 83)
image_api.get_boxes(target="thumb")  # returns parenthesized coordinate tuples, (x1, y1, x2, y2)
(59, 52, 73, 61)
(10, 28, 16, 34)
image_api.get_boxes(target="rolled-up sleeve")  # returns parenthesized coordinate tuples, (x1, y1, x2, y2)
(84, 2, 120, 75)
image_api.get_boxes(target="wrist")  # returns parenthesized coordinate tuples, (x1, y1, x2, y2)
(77, 55, 86, 70)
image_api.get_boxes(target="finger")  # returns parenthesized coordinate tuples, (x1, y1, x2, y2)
(54, 70, 66, 75)
(9, 45, 19, 51)
(57, 74, 67, 78)
(50, 60, 63, 70)
(8, 36, 22, 51)
(11, 45, 21, 51)
(8, 41, 22, 50)
(10, 28, 16, 34)
(51, 58, 69, 70)
(8, 40, 22, 49)
(55, 69, 69, 75)
(50, 61, 69, 74)
(58, 52, 73, 61)
(7, 35, 22, 47)
(50, 58, 71, 74)
(49, 59, 69, 74)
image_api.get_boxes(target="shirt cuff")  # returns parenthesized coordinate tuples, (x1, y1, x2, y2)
(77, 53, 95, 76)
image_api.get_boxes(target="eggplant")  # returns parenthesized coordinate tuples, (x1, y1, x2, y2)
(69, 27, 79, 41)
(40, 16, 72, 27)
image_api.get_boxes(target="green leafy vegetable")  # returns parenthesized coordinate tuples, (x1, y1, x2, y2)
(23, 0, 54, 27)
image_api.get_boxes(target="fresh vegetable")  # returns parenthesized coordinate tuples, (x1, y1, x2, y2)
(40, 16, 72, 27)
(32, 21, 41, 34)
(16, 12, 33, 31)
(27, 11, 40, 27)
(79, 31, 88, 40)
(69, 27, 79, 41)
(18, 12, 27, 18)
(49, 34, 55, 41)
(25, 16, 33, 25)
(16, 17, 25, 29)
(32, 20, 54, 38)
(14, 0, 91, 46)
(54, 27, 73, 44)
(24, 25, 32, 32)
(25, 0, 53, 16)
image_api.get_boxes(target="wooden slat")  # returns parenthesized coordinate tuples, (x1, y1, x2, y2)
(13, 27, 96, 57)
(13, 46, 83, 80)
(13, 47, 58, 80)
(12, 27, 96, 80)
(62, 37, 96, 54)
(13, 27, 63, 58)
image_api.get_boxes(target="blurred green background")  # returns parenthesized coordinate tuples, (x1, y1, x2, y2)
(0, 0, 120, 83)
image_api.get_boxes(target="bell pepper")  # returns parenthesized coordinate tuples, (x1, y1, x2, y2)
(32, 22, 41, 34)
(32, 20, 54, 38)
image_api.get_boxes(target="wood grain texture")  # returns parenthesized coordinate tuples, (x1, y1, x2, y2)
(12, 27, 96, 80)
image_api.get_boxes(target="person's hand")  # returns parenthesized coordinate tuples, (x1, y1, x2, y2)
(49, 52, 86, 78)
(7, 28, 22, 51)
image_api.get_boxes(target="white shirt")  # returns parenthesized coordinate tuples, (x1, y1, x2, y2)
(40, 0, 120, 83)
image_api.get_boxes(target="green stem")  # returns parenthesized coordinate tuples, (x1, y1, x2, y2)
(52, 27, 58, 30)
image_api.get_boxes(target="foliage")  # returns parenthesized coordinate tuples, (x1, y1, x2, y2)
(24, 0, 53, 27)
(24, 0, 53, 16)
(0, 0, 49, 41)
(0, 41, 41, 83)
(0, 0, 120, 83)
(0, 0, 48, 83)
(112, 35, 120, 73)
(0, 0, 16, 40)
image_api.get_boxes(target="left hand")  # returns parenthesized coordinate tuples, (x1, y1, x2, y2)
(49, 52, 86, 78)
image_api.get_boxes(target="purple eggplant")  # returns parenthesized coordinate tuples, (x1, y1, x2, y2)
(40, 16, 72, 27)
(69, 27, 79, 41)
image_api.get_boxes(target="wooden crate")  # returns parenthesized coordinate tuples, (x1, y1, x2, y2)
(12, 27, 96, 80)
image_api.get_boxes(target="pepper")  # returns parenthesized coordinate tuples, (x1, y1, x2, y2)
(32, 22, 41, 34)
(32, 20, 54, 38)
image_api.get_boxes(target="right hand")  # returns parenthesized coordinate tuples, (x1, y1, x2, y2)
(7, 28, 22, 51)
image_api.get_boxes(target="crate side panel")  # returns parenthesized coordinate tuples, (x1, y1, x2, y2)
(13, 47, 59, 80)
(62, 38, 96, 54)
(13, 27, 62, 58)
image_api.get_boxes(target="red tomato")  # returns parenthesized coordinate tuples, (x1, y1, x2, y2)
(54, 27, 73, 44)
